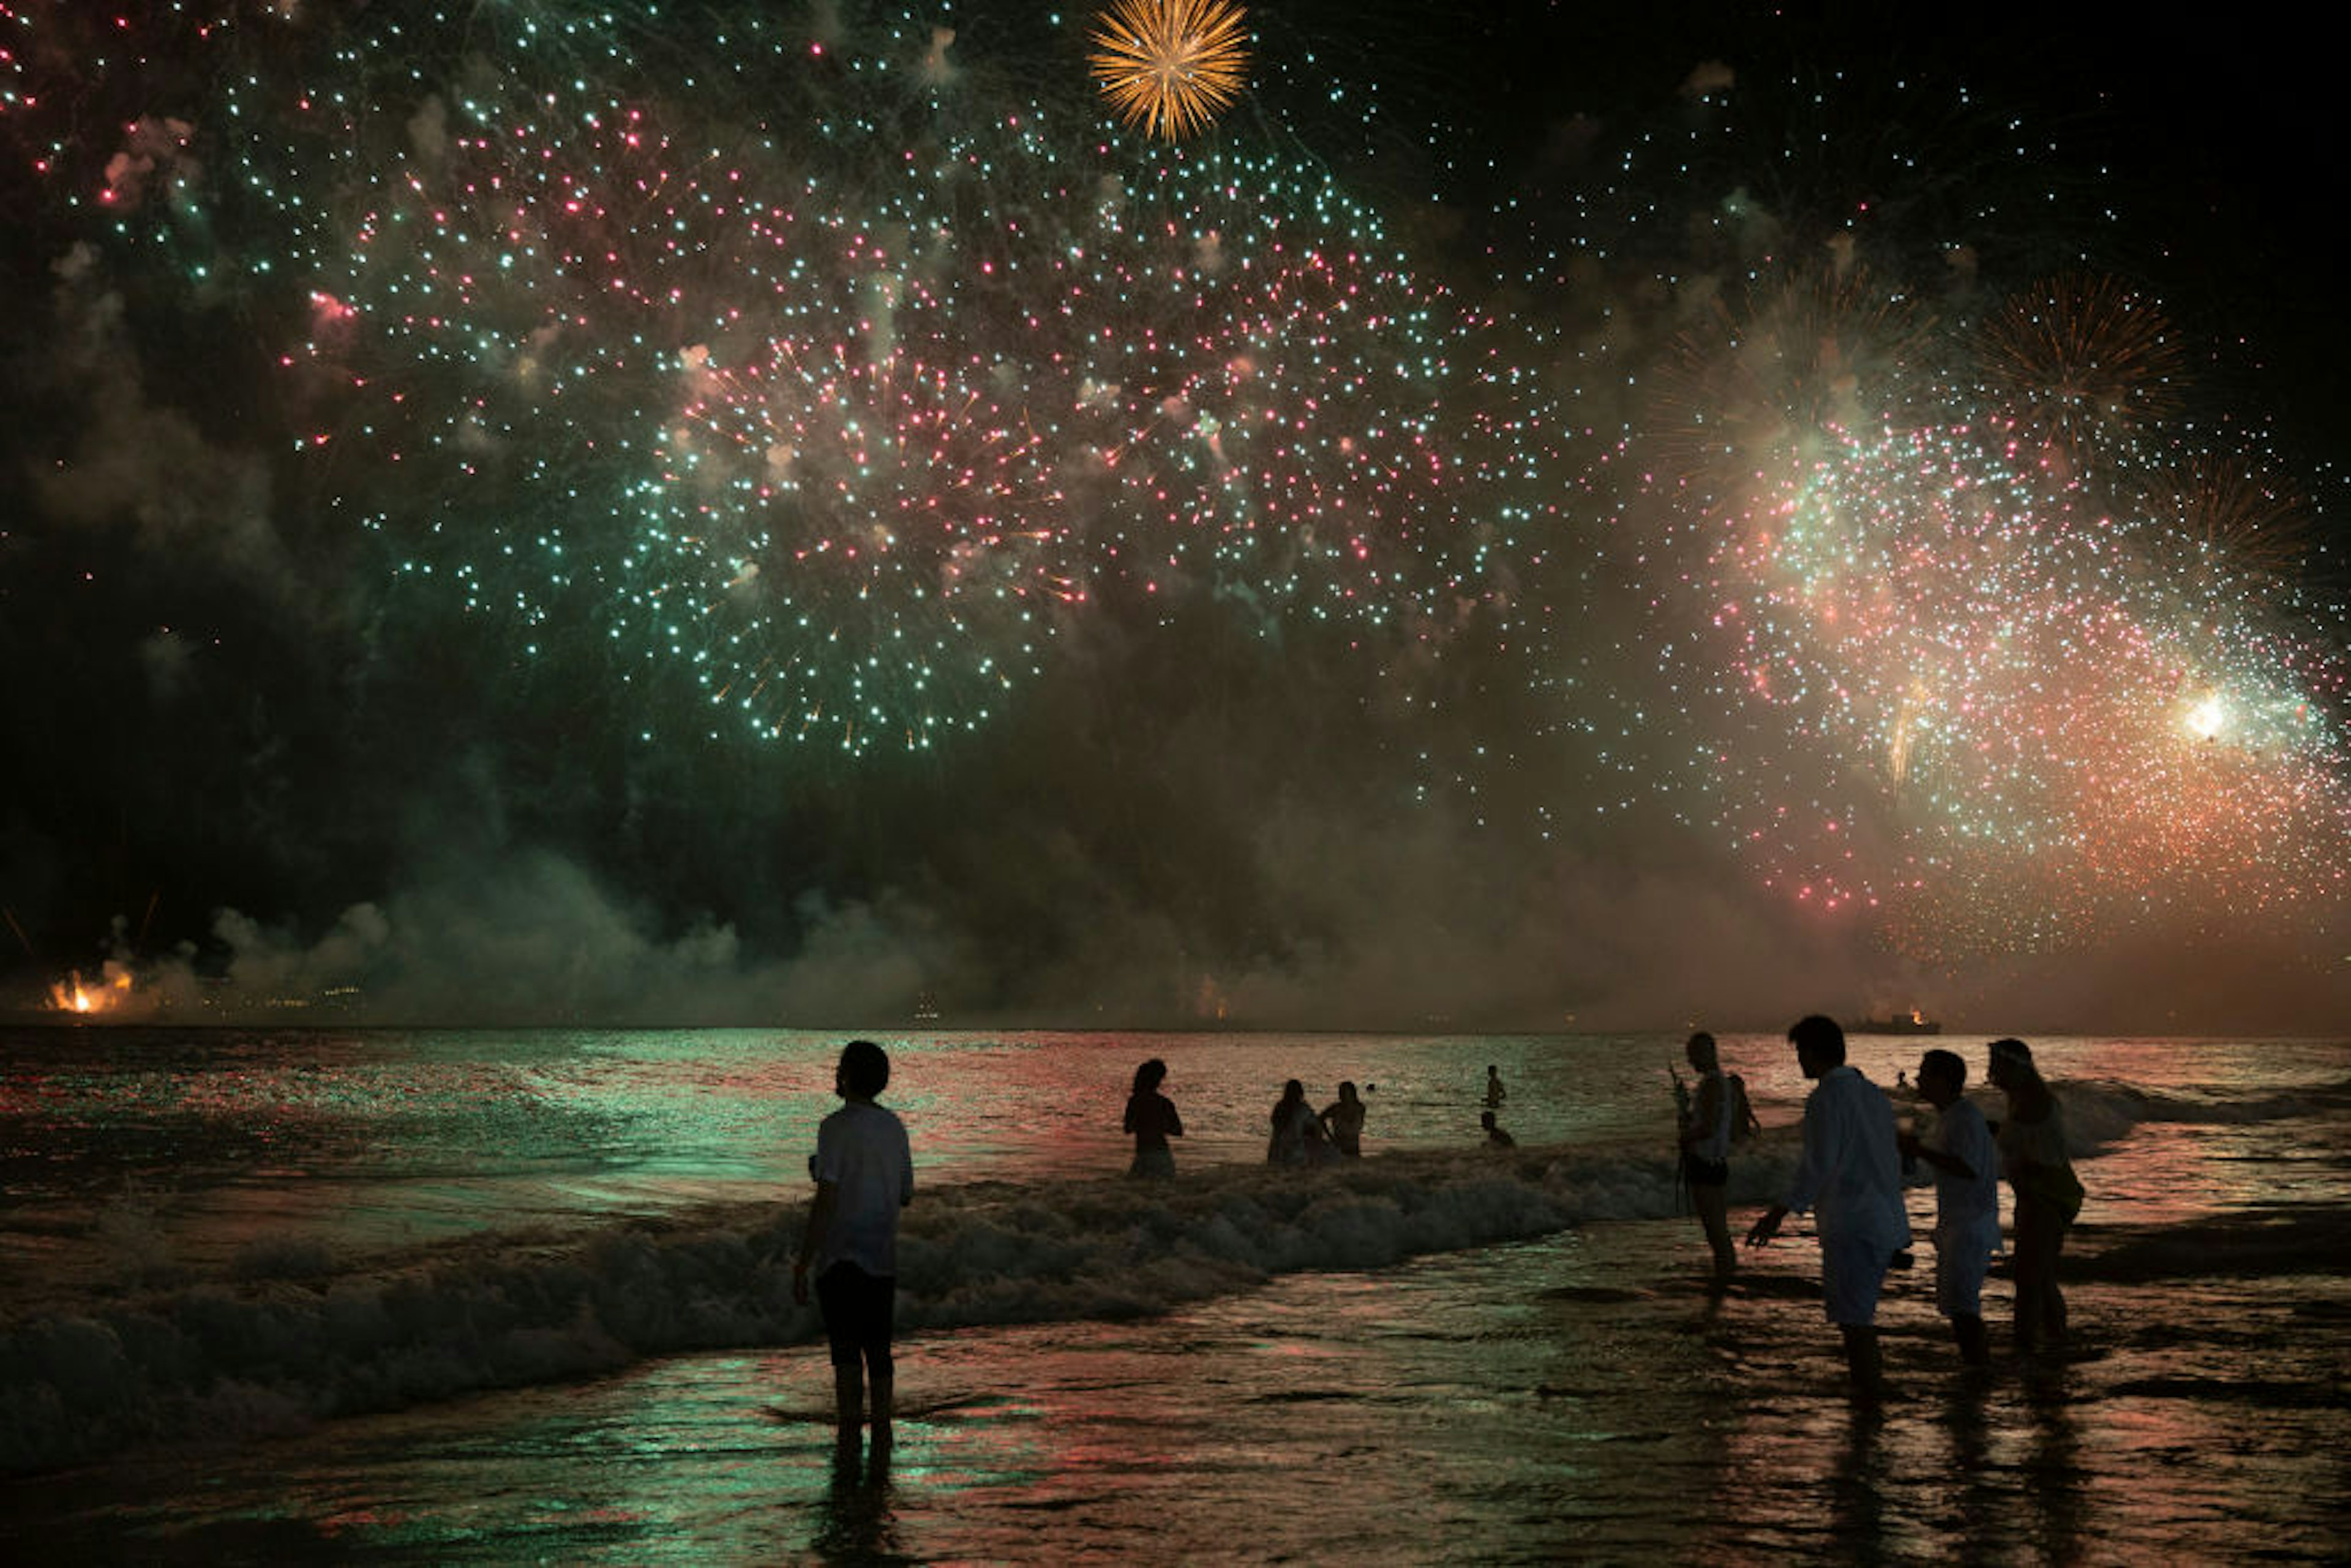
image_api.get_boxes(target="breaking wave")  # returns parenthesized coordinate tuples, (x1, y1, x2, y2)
(3, 1139, 1782, 1476)
(0, 1075, 2199, 1476)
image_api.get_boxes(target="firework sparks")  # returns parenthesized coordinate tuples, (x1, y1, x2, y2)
(1971, 272, 2187, 470)
(1676, 418, 2351, 958)
(1089, 0, 1251, 142)
(2, 1, 2345, 983)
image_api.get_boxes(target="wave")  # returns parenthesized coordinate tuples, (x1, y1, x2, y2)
(2060, 1076, 2351, 1137)
(0, 1077, 2204, 1477)
(2, 1141, 1781, 1477)
(1913, 1079, 2252, 1160)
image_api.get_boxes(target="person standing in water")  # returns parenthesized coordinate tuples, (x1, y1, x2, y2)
(1269, 1079, 1318, 1165)
(1745, 1015, 1910, 1400)
(1123, 1058, 1183, 1179)
(794, 1040, 915, 1463)
(1987, 1037, 2082, 1356)
(1321, 1081, 1367, 1157)
(1676, 1031, 1743, 1292)
(1899, 1048, 2000, 1367)
(1484, 1064, 1508, 1108)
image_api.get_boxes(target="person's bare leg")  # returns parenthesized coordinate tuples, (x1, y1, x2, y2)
(2014, 1202, 2055, 1354)
(868, 1358, 894, 1453)
(2041, 1227, 2069, 1348)
(1695, 1186, 1737, 1288)
(1840, 1325, 1884, 1401)
(833, 1364, 864, 1449)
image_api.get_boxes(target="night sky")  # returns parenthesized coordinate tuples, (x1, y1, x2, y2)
(4, 1, 2345, 1031)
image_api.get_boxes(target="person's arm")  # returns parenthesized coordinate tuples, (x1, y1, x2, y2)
(1750, 1095, 1824, 1245)
(1167, 1098, 1183, 1139)
(1898, 1108, 1974, 1177)
(793, 1181, 838, 1305)
(1899, 1133, 1973, 1179)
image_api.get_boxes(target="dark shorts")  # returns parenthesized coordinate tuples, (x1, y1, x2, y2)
(1681, 1151, 1730, 1188)
(815, 1262, 896, 1371)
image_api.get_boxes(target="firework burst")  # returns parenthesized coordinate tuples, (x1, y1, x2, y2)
(2140, 452, 2314, 598)
(1648, 257, 1938, 495)
(1971, 272, 2187, 470)
(1679, 418, 2351, 958)
(1089, 0, 1251, 143)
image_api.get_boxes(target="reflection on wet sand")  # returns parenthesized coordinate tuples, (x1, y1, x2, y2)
(0, 1222, 2344, 1562)
(2019, 1368, 2087, 1566)
(811, 1442, 903, 1563)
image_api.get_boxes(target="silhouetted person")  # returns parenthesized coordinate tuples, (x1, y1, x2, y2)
(1269, 1079, 1318, 1166)
(1677, 1030, 1744, 1291)
(1484, 1064, 1507, 1108)
(1987, 1038, 2081, 1356)
(1746, 1015, 1910, 1400)
(1481, 1109, 1515, 1149)
(1319, 1081, 1367, 1157)
(1124, 1058, 1183, 1179)
(1899, 1048, 1998, 1367)
(795, 1040, 915, 1460)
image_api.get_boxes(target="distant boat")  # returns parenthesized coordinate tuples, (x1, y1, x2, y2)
(1853, 1010, 1941, 1035)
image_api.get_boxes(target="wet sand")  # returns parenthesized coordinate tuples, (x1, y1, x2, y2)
(7, 1217, 2344, 1564)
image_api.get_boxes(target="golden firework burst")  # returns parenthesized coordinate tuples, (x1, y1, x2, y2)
(1088, 0, 1250, 142)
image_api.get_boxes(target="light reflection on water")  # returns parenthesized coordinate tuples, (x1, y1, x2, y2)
(6, 1027, 2347, 1304)
(9, 1223, 2344, 1563)
(2, 1026, 2345, 1558)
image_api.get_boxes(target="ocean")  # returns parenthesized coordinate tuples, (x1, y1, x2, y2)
(2, 1026, 2345, 1562)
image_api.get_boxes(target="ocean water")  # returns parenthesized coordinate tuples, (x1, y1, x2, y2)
(1, 1027, 2346, 1562)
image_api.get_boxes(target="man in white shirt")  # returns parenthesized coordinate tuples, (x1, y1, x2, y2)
(1899, 1047, 2000, 1367)
(1746, 1015, 1911, 1399)
(794, 1039, 915, 1458)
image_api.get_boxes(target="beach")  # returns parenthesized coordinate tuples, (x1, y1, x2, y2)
(2, 1027, 2346, 1561)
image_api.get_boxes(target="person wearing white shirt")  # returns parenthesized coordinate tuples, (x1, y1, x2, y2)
(1746, 1015, 1911, 1399)
(794, 1039, 915, 1459)
(1899, 1048, 2000, 1367)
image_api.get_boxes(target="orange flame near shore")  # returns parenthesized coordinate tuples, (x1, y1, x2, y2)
(48, 966, 135, 1016)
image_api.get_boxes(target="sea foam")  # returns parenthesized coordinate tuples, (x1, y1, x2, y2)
(0, 1078, 2169, 1476)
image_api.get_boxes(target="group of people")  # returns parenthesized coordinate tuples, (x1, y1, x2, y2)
(1129, 1062, 1522, 1175)
(787, 1024, 2084, 1467)
(1726, 1017, 2083, 1399)
(1127, 1067, 1372, 1172)
(1263, 1077, 1370, 1165)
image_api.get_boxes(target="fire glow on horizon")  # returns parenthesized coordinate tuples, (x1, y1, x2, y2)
(47, 965, 135, 1018)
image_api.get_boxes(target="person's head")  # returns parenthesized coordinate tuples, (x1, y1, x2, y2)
(1986, 1037, 2036, 1090)
(836, 1038, 890, 1100)
(1685, 1030, 1719, 1071)
(1487, 1064, 1500, 1076)
(1917, 1048, 1966, 1107)
(1480, 1109, 1498, 1130)
(1281, 1079, 1304, 1103)
(1133, 1057, 1168, 1095)
(1338, 1080, 1359, 1103)
(1787, 1015, 1845, 1080)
